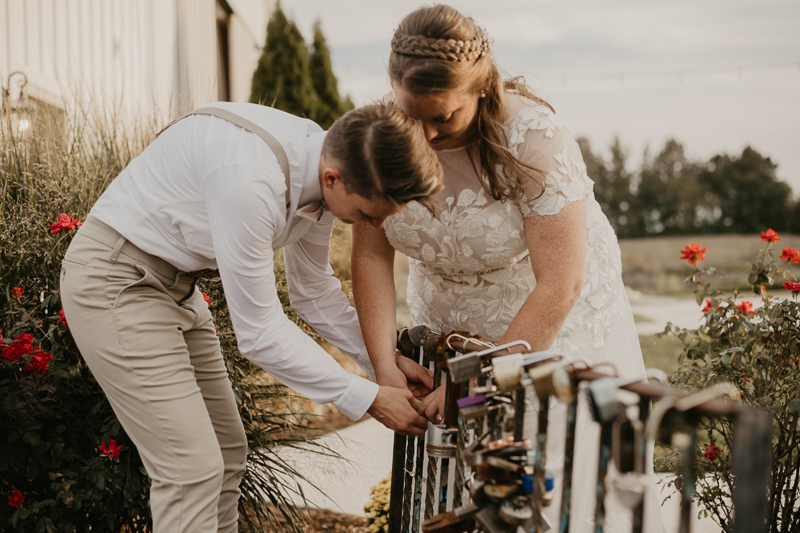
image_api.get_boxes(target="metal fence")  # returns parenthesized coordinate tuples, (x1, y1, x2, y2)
(388, 327, 772, 533)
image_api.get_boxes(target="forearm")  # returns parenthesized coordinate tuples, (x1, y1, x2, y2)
(351, 223, 401, 383)
(499, 277, 582, 351)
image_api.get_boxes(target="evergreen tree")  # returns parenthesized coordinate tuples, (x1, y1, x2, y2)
(636, 139, 703, 236)
(309, 20, 354, 129)
(697, 146, 792, 233)
(250, 2, 318, 119)
(579, 137, 638, 238)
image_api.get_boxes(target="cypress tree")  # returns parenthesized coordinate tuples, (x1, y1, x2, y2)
(309, 20, 354, 129)
(250, 2, 318, 119)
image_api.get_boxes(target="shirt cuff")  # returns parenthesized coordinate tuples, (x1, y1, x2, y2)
(333, 374, 379, 421)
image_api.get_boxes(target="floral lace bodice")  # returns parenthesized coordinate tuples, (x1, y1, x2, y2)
(383, 101, 627, 354)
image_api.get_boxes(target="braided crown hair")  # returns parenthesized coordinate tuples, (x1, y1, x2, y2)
(389, 4, 551, 202)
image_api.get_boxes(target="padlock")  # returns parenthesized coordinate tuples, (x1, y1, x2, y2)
(421, 502, 479, 533)
(469, 480, 492, 508)
(483, 483, 518, 500)
(474, 503, 516, 533)
(608, 409, 647, 509)
(491, 353, 525, 392)
(499, 495, 534, 526)
(447, 340, 532, 383)
(426, 422, 458, 458)
(476, 464, 519, 484)
(485, 455, 521, 473)
(529, 361, 557, 400)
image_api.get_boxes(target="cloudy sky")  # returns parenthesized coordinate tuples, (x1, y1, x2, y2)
(283, 0, 800, 194)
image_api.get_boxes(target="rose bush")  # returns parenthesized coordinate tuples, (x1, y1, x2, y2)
(658, 229, 800, 531)
(1, 103, 341, 532)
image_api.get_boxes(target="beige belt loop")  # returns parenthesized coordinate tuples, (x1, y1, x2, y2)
(109, 236, 127, 262)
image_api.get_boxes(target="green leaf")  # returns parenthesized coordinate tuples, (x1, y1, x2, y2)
(94, 473, 105, 490)
(721, 355, 731, 365)
(23, 431, 42, 446)
(788, 399, 799, 414)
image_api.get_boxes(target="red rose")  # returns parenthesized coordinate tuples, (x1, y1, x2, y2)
(58, 309, 68, 327)
(703, 442, 721, 462)
(784, 280, 800, 295)
(7, 490, 23, 508)
(100, 439, 123, 458)
(701, 299, 712, 313)
(736, 301, 755, 316)
(11, 287, 24, 298)
(680, 243, 707, 265)
(2, 334, 34, 362)
(202, 292, 211, 306)
(780, 247, 800, 264)
(48, 213, 83, 235)
(759, 229, 780, 243)
(25, 350, 52, 376)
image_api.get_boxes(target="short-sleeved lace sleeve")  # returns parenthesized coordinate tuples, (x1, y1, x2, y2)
(505, 104, 594, 217)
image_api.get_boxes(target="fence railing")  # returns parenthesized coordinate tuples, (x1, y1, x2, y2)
(388, 327, 771, 533)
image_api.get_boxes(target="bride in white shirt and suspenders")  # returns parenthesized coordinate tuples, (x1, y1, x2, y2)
(60, 103, 442, 533)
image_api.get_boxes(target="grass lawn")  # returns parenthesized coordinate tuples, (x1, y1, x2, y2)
(639, 333, 685, 376)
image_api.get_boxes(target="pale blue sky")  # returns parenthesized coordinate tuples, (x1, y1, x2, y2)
(283, 0, 800, 194)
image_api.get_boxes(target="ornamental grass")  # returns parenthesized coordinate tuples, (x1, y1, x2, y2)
(1, 99, 332, 533)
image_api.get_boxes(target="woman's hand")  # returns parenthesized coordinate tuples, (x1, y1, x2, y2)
(396, 355, 434, 400)
(417, 385, 446, 423)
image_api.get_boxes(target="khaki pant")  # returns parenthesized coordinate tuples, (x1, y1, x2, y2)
(60, 217, 247, 533)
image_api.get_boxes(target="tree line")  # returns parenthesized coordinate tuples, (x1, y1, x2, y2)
(249, 5, 795, 239)
(580, 137, 797, 238)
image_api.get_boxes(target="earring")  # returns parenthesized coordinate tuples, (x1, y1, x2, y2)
(480, 90, 486, 98)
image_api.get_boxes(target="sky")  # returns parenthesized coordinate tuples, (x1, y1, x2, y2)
(283, 0, 800, 194)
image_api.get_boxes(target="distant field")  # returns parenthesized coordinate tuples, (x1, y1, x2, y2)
(620, 233, 800, 294)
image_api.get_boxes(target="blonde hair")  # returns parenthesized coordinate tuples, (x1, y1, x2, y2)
(324, 104, 443, 213)
(389, 4, 552, 202)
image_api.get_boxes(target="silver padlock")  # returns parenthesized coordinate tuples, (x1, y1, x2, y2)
(447, 340, 531, 383)
(587, 369, 664, 423)
(426, 422, 458, 458)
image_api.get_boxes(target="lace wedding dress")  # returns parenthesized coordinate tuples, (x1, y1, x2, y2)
(383, 97, 665, 532)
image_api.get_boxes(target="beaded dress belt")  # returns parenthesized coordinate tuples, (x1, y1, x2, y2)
(157, 106, 293, 282)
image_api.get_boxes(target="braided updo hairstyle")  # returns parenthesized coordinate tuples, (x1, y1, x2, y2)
(389, 4, 552, 202)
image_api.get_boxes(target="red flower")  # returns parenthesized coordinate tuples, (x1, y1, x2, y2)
(202, 292, 211, 306)
(680, 243, 707, 265)
(7, 490, 23, 508)
(2, 334, 34, 362)
(48, 213, 83, 235)
(780, 247, 800, 264)
(58, 309, 68, 327)
(784, 280, 800, 295)
(100, 439, 123, 458)
(701, 299, 712, 313)
(703, 442, 721, 462)
(25, 350, 52, 376)
(736, 301, 755, 316)
(759, 229, 780, 243)
(11, 287, 24, 298)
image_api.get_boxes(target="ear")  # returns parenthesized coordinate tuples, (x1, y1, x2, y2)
(320, 165, 341, 190)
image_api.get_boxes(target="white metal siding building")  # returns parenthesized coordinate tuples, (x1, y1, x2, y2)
(0, 0, 274, 116)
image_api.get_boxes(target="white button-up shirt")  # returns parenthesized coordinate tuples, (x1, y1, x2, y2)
(90, 103, 378, 420)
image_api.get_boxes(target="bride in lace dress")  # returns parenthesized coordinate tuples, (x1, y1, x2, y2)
(351, 5, 665, 532)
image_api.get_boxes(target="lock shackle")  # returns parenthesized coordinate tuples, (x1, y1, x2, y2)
(444, 333, 494, 353)
(553, 356, 592, 371)
(471, 339, 532, 359)
(611, 408, 645, 474)
(674, 382, 734, 412)
(646, 382, 733, 445)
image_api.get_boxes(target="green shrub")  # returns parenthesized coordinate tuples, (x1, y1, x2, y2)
(1, 101, 335, 532)
(658, 231, 800, 531)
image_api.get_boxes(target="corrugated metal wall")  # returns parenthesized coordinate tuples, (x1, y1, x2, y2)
(0, 0, 269, 118)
